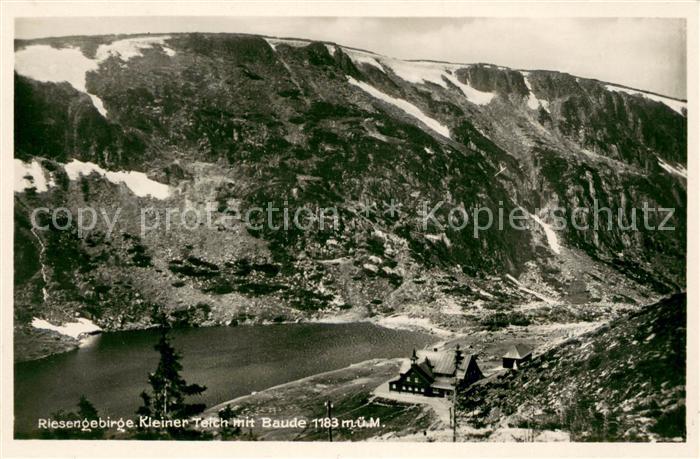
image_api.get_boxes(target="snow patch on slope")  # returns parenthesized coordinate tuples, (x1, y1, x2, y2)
(32, 317, 102, 340)
(605, 84, 686, 115)
(379, 58, 495, 106)
(343, 48, 385, 72)
(265, 37, 310, 50)
(15, 159, 49, 193)
(87, 95, 108, 116)
(15, 45, 106, 115)
(15, 37, 175, 117)
(347, 76, 450, 138)
(657, 158, 687, 179)
(95, 36, 176, 61)
(443, 73, 496, 105)
(64, 159, 172, 199)
(528, 211, 561, 254)
(324, 44, 337, 56)
(14, 158, 171, 199)
(381, 58, 449, 87)
(522, 74, 550, 112)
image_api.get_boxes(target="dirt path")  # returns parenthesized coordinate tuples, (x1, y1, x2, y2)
(372, 380, 451, 425)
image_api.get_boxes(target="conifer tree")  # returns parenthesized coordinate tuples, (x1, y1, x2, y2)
(43, 395, 103, 439)
(136, 326, 207, 438)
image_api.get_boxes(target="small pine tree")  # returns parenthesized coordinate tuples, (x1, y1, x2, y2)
(42, 395, 104, 439)
(140, 328, 207, 419)
(217, 404, 242, 440)
(78, 395, 99, 420)
(136, 326, 207, 439)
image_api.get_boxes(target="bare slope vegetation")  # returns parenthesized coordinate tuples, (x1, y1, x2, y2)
(459, 293, 686, 442)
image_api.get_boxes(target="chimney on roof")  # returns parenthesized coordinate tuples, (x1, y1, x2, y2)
(454, 344, 464, 367)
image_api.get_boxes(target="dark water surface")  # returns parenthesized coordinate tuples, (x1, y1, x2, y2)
(15, 322, 435, 434)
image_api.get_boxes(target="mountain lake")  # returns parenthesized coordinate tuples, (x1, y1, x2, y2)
(14, 322, 436, 435)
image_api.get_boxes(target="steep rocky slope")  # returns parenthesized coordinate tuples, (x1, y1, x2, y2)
(459, 293, 686, 442)
(13, 33, 686, 359)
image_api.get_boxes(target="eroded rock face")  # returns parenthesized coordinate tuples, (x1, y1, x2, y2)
(13, 33, 686, 357)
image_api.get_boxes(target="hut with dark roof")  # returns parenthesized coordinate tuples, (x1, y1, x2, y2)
(389, 346, 483, 397)
(502, 344, 533, 370)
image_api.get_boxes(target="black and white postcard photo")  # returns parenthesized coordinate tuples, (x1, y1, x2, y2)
(1, 1, 698, 458)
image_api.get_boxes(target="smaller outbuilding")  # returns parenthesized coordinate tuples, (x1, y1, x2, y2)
(502, 344, 532, 370)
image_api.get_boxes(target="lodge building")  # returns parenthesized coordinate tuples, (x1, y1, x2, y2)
(389, 346, 483, 397)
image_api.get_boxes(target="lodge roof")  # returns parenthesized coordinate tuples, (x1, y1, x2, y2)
(399, 348, 475, 380)
(503, 343, 532, 359)
(430, 376, 456, 390)
(417, 361, 433, 378)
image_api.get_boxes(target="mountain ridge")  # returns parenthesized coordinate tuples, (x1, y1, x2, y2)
(14, 32, 687, 102)
(13, 31, 686, 361)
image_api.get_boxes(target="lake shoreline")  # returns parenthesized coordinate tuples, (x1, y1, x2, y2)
(204, 357, 403, 415)
(15, 311, 454, 363)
